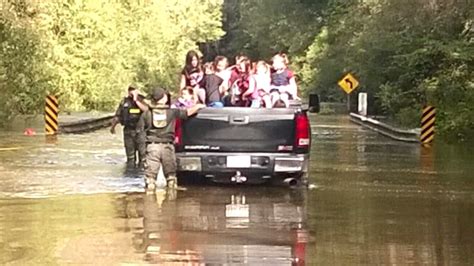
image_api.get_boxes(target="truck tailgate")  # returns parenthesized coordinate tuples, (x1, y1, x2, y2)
(179, 108, 296, 153)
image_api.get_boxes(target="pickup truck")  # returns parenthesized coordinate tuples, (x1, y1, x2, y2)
(175, 102, 313, 186)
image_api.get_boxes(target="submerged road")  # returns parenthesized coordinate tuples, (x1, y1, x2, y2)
(0, 114, 473, 264)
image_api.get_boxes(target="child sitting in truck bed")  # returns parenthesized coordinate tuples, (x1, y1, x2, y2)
(249, 60, 272, 108)
(172, 87, 195, 108)
(270, 53, 299, 108)
(180, 50, 206, 104)
(214, 56, 231, 93)
(203, 62, 224, 107)
(228, 55, 253, 107)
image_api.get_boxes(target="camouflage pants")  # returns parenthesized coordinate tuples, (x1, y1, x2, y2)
(144, 143, 177, 187)
(123, 128, 146, 167)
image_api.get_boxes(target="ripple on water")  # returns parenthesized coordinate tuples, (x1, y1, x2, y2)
(0, 130, 145, 197)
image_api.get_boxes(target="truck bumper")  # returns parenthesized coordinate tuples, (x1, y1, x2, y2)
(176, 152, 309, 185)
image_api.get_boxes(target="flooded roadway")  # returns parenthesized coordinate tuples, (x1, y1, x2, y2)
(0, 115, 473, 264)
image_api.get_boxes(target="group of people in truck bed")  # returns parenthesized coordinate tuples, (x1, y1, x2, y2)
(174, 50, 299, 109)
(111, 50, 301, 191)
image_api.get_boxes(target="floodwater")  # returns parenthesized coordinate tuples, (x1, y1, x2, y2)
(0, 114, 473, 265)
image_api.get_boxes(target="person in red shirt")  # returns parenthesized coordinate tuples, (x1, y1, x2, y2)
(228, 55, 253, 107)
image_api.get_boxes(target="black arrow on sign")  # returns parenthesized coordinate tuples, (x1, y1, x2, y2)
(344, 78, 353, 89)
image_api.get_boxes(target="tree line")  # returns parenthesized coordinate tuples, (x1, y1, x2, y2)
(217, 0, 473, 142)
(1, 0, 223, 124)
(1, 0, 473, 142)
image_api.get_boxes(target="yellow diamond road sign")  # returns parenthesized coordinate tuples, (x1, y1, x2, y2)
(338, 73, 359, 94)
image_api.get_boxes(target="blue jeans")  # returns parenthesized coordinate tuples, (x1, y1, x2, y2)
(250, 99, 261, 108)
(208, 101, 224, 108)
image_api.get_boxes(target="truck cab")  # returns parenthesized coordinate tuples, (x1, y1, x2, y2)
(175, 102, 312, 186)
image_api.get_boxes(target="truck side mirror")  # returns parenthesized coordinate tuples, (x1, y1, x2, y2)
(308, 93, 320, 113)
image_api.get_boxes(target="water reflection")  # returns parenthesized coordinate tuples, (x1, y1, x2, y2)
(120, 188, 308, 265)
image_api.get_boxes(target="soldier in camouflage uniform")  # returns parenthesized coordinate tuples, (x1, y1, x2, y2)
(111, 85, 148, 169)
(138, 87, 204, 192)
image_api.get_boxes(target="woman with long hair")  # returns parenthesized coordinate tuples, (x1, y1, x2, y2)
(179, 50, 206, 104)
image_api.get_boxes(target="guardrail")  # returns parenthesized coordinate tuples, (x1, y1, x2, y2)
(58, 115, 115, 134)
(349, 113, 420, 143)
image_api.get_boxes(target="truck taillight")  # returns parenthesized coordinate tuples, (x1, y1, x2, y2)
(295, 113, 310, 149)
(174, 118, 182, 145)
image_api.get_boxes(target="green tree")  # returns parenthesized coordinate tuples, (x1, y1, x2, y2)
(0, 0, 52, 126)
(298, 0, 473, 140)
(219, 0, 328, 60)
(1, 0, 224, 124)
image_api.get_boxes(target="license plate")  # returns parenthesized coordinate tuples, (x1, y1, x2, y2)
(226, 204, 249, 218)
(227, 156, 251, 168)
